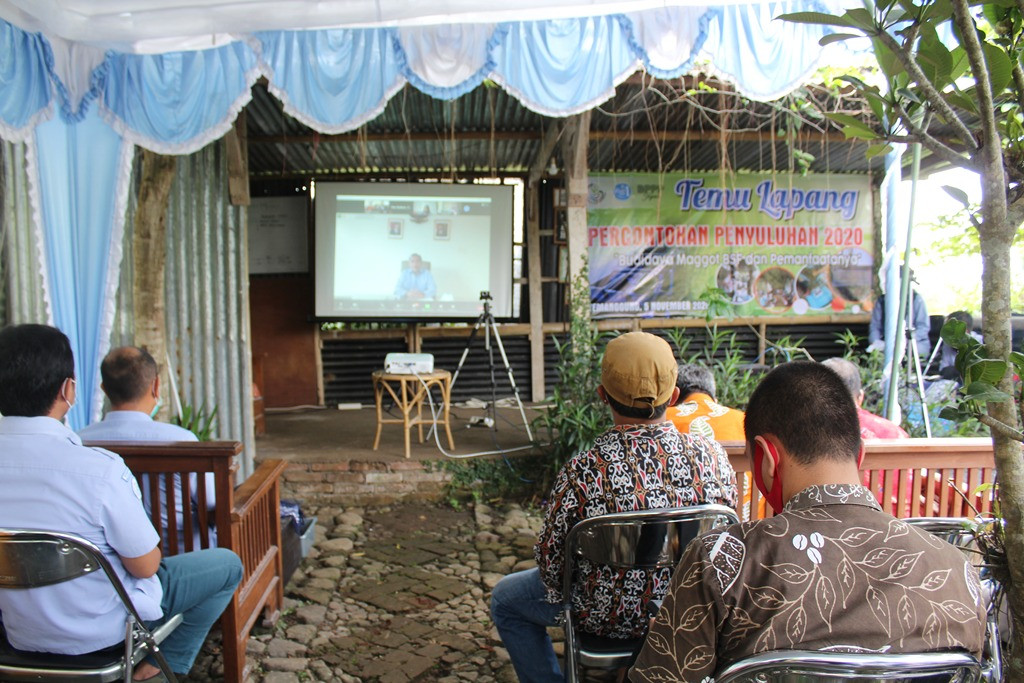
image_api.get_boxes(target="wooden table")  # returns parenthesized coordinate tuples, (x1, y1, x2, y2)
(371, 369, 455, 458)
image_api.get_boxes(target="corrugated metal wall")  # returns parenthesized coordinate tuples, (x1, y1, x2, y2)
(120, 142, 256, 477)
(320, 322, 868, 405)
(1, 140, 49, 326)
(164, 142, 256, 478)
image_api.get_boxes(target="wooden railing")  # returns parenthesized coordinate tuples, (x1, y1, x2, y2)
(85, 440, 287, 683)
(721, 437, 997, 522)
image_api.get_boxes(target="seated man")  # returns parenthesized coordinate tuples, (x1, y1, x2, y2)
(79, 346, 217, 550)
(394, 252, 436, 300)
(822, 357, 908, 439)
(666, 363, 744, 441)
(630, 361, 986, 682)
(491, 332, 737, 683)
(0, 324, 242, 681)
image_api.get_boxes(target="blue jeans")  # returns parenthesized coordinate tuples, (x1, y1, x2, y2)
(148, 548, 243, 673)
(490, 568, 563, 683)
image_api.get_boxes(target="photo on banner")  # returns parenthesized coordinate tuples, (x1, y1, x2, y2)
(586, 172, 874, 319)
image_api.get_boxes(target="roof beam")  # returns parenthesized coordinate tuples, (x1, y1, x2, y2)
(249, 128, 853, 145)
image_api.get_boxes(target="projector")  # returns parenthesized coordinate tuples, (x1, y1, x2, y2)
(385, 353, 434, 374)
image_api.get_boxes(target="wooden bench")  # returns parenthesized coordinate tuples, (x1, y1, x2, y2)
(85, 440, 287, 683)
(721, 437, 997, 522)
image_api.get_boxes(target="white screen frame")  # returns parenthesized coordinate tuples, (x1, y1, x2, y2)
(314, 182, 516, 321)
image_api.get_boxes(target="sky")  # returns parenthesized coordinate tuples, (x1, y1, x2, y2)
(894, 167, 1010, 318)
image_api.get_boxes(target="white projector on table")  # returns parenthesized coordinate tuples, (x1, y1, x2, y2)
(384, 352, 434, 374)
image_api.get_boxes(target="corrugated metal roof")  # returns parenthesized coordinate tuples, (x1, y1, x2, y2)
(246, 77, 884, 179)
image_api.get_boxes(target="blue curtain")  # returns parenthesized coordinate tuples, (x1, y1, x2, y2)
(33, 104, 131, 429)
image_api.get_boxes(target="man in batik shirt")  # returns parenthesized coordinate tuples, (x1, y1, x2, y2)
(630, 362, 985, 683)
(491, 331, 737, 683)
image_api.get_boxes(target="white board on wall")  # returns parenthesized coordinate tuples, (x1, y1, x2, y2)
(249, 196, 308, 274)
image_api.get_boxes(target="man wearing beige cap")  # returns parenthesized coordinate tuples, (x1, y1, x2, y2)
(490, 331, 738, 683)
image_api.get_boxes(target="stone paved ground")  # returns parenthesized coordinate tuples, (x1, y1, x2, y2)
(183, 501, 555, 682)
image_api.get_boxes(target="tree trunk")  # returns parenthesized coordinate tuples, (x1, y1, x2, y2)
(132, 149, 177, 417)
(979, 211, 1024, 677)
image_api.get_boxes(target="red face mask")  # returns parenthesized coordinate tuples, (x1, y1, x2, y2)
(753, 437, 784, 513)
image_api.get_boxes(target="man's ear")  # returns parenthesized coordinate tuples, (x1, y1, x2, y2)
(152, 375, 161, 398)
(857, 442, 866, 469)
(596, 385, 608, 404)
(754, 435, 780, 479)
(668, 386, 680, 406)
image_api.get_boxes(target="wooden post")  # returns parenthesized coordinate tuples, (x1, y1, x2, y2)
(563, 111, 591, 313)
(525, 185, 545, 401)
(225, 112, 250, 207)
(133, 149, 178, 417)
(525, 121, 564, 402)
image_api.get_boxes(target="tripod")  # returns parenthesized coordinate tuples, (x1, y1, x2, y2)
(901, 298, 932, 438)
(450, 292, 534, 443)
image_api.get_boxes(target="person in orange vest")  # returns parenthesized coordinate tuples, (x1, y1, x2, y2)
(666, 363, 745, 441)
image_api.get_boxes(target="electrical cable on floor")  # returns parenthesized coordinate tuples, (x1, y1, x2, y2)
(410, 369, 544, 470)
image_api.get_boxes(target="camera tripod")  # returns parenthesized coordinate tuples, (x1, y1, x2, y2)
(450, 292, 534, 443)
(901, 305, 932, 437)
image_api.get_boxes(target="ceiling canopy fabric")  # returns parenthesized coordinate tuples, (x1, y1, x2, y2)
(0, 2, 839, 152)
(0, 1, 842, 431)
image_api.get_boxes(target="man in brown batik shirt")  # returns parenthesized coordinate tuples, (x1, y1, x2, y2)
(630, 361, 986, 683)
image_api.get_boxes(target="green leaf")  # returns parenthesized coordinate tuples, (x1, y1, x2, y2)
(866, 143, 895, 159)
(964, 381, 1012, 403)
(845, 7, 878, 31)
(940, 318, 968, 344)
(965, 359, 1007, 386)
(983, 42, 1014, 95)
(898, 88, 923, 105)
(873, 39, 902, 80)
(779, 11, 857, 28)
(945, 90, 979, 116)
(840, 74, 870, 91)
(825, 112, 877, 139)
(1009, 351, 1024, 373)
(917, 33, 954, 89)
(865, 92, 889, 126)
(948, 47, 970, 82)
(942, 185, 971, 209)
(939, 406, 972, 421)
(819, 32, 861, 46)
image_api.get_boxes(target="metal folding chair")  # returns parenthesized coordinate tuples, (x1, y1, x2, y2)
(0, 528, 182, 682)
(561, 504, 739, 683)
(715, 649, 981, 682)
(905, 517, 1005, 682)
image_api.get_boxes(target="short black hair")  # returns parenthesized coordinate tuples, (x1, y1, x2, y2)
(821, 357, 861, 399)
(744, 361, 861, 464)
(0, 324, 75, 417)
(674, 363, 716, 405)
(100, 346, 158, 406)
(607, 393, 670, 420)
(947, 310, 973, 329)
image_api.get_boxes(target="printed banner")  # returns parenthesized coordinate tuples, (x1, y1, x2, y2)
(587, 172, 874, 319)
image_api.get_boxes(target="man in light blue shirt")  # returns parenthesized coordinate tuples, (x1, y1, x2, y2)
(0, 324, 241, 681)
(79, 346, 217, 552)
(394, 252, 437, 300)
